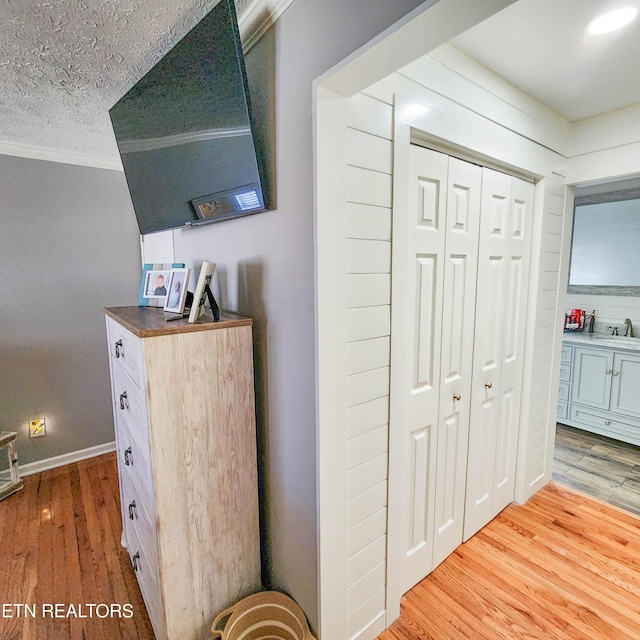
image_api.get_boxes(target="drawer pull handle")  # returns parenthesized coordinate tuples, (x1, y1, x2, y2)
(605, 420, 611, 425)
(453, 394, 461, 401)
(485, 382, 493, 389)
(124, 447, 132, 466)
(115, 339, 124, 358)
(612, 371, 619, 376)
(119, 391, 128, 410)
(606, 369, 612, 374)
(132, 551, 140, 571)
(128, 500, 137, 520)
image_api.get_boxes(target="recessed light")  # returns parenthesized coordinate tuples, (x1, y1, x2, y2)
(587, 7, 638, 34)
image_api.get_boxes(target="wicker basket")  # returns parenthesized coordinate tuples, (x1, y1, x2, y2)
(211, 591, 316, 640)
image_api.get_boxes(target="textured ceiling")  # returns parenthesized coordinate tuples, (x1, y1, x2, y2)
(5, 1, 640, 165)
(0, 0, 255, 162)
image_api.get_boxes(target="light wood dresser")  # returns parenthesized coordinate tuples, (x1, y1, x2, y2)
(104, 306, 261, 640)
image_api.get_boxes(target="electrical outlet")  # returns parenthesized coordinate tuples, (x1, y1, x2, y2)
(29, 419, 46, 438)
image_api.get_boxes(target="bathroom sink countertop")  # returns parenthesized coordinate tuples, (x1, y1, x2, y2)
(563, 333, 640, 351)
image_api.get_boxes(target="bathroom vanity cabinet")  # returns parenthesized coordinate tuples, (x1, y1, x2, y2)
(559, 336, 640, 446)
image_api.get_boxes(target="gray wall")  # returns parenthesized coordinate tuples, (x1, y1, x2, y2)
(173, 0, 429, 629)
(0, 155, 141, 465)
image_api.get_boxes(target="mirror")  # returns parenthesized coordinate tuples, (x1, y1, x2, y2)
(568, 187, 640, 296)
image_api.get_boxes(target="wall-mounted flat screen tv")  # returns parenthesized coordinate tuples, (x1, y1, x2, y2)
(110, 0, 267, 235)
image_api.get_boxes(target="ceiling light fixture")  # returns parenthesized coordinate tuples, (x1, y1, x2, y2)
(586, 6, 638, 34)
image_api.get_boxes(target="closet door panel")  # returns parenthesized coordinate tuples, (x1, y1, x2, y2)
(392, 145, 447, 592)
(463, 394, 497, 539)
(492, 177, 534, 515)
(464, 168, 510, 541)
(433, 157, 480, 567)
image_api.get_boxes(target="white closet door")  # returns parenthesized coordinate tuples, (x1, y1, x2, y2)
(432, 157, 481, 568)
(464, 169, 534, 541)
(492, 176, 534, 514)
(464, 168, 510, 540)
(391, 145, 447, 592)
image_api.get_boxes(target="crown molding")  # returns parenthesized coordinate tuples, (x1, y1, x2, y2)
(239, 0, 297, 51)
(0, 140, 123, 171)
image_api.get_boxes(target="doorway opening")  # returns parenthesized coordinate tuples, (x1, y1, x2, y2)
(553, 178, 640, 516)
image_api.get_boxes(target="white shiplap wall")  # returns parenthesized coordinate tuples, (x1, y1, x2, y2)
(317, 44, 570, 640)
(344, 93, 393, 640)
(518, 173, 568, 491)
(564, 294, 640, 330)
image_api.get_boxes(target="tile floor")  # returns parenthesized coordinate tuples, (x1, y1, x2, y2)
(553, 422, 640, 516)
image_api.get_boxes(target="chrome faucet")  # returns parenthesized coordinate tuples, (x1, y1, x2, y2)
(624, 318, 634, 338)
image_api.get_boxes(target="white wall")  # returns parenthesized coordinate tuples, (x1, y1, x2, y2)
(564, 294, 640, 333)
(567, 103, 640, 185)
(561, 100, 640, 341)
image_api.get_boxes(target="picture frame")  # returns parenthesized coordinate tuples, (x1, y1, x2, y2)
(139, 263, 185, 306)
(164, 268, 191, 314)
(188, 261, 217, 323)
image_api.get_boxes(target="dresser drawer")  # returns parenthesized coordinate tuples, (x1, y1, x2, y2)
(112, 365, 149, 452)
(560, 344, 574, 364)
(559, 363, 572, 383)
(558, 382, 570, 402)
(107, 317, 143, 389)
(125, 515, 163, 639)
(121, 470, 158, 573)
(557, 400, 568, 420)
(568, 404, 640, 446)
(115, 415, 154, 499)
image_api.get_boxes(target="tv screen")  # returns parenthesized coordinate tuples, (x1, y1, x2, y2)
(109, 0, 267, 235)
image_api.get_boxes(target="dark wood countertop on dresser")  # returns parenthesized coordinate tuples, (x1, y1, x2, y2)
(104, 306, 252, 338)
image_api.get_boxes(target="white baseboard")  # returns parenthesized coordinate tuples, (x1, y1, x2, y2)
(18, 441, 116, 477)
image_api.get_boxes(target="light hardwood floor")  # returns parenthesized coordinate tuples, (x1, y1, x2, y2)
(554, 422, 640, 516)
(4, 446, 639, 640)
(378, 482, 640, 640)
(0, 453, 155, 640)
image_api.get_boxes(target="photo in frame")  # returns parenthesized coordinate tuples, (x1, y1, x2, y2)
(164, 268, 191, 314)
(188, 261, 217, 323)
(138, 263, 185, 306)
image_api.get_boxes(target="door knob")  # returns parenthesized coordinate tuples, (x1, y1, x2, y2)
(485, 382, 493, 389)
(453, 394, 461, 401)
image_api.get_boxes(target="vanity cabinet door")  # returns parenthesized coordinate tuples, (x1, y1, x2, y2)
(611, 351, 640, 419)
(571, 347, 614, 410)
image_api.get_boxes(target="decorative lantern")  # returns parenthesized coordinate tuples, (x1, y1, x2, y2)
(0, 432, 23, 501)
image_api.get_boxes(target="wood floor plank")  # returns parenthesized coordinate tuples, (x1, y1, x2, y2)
(554, 423, 640, 516)
(479, 524, 640, 637)
(0, 453, 154, 640)
(378, 482, 640, 640)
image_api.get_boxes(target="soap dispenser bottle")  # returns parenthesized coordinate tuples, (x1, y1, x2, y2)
(588, 310, 596, 333)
